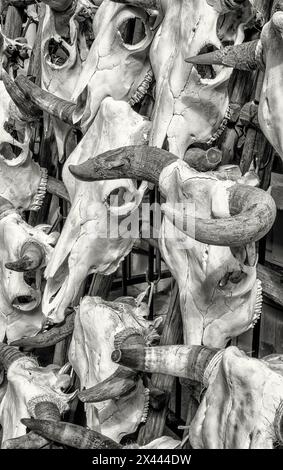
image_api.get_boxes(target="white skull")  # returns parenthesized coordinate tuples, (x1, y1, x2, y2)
(43, 98, 150, 323)
(68, 295, 160, 442)
(159, 160, 262, 347)
(190, 346, 283, 449)
(149, 0, 253, 157)
(0, 210, 57, 343)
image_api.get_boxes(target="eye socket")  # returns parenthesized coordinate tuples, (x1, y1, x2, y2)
(0, 142, 21, 160)
(118, 17, 147, 46)
(48, 38, 70, 66)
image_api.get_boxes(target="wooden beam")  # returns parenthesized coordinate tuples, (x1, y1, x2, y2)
(257, 264, 283, 308)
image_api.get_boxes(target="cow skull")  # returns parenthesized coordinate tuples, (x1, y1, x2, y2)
(0, 343, 74, 447)
(70, 146, 276, 347)
(0, 199, 58, 343)
(68, 294, 161, 442)
(146, 0, 253, 157)
(112, 341, 283, 449)
(42, 98, 150, 324)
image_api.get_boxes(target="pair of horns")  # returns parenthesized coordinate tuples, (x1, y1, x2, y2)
(69, 145, 276, 248)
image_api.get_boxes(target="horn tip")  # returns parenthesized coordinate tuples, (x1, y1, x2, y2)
(69, 164, 92, 182)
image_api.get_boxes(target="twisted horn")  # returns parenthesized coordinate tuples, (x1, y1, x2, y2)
(5, 240, 45, 272)
(78, 367, 139, 403)
(112, 345, 223, 387)
(0, 342, 25, 370)
(21, 419, 123, 449)
(185, 41, 262, 72)
(15, 75, 77, 127)
(69, 145, 276, 247)
(110, 0, 160, 9)
(11, 312, 75, 349)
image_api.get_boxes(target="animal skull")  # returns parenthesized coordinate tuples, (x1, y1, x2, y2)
(70, 146, 276, 347)
(68, 294, 161, 442)
(0, 343, 73, 446)
(112, 342, 283, 448)
(148, 0, 253, 157)
(42, 98, 150, 324)
(72, 0, 155, 132)
(0, 201, 58, 343)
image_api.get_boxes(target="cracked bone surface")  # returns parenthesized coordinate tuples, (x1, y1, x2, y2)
(0, 200, 58, 343)
(43, 98, 150, 323)
(41, 0, 96, 159)
(113, 343, 283, 448)
(71, 147, 276, 347)
(0, 343, 73, 446)
(71, 0, 155, 133)
(68, 295, 161, 442)
(148, 0, 253, 157)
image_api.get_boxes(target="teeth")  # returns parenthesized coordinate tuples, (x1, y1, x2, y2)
(205, 105, 231, 146)
(129, 69, 154, 107)
(141, 388, 150, 423)
(30, 168, 48, 211)
(252, 279, 263, 326)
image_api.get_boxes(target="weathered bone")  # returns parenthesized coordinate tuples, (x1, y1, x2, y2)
(69, 145, 276, 247)
(185, 40, 261, 72)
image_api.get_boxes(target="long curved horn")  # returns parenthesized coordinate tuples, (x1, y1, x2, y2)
(185, 40, 262, 72)
(11, 312, 75, 349)
(110, 0, 161, 9)
(2, 70, 41, 119)
(274, 401, 283, 445)
(0, 343, 25, 370)
(21, 419, 123, 449)
(15, 75, 77, 127)
(78, 367, 139, 403)
(112, 345, 223, 387)
(69, 145, 276, 247)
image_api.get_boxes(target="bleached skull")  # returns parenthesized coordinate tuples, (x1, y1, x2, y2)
(72, 0, 155, 132)
(0, 343, 74, 446)
(113, 342, 283, 448)
(0, 202, 58, 343)
(43, 98, 150, 323)
(70, 146, 276, 347)
(41, 0, 96, 159)
(68, 295, 161, 443)
(148, 0, 253, 157)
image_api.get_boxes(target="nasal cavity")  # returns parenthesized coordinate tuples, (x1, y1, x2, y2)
(48, 38, 70, 66)
(195, 44, 218, 80)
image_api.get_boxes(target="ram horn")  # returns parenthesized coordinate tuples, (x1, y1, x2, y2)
(185, 40, 262, 72)
(21, 419, 123, 449)
(3, 400, 62, 449)
(1, 70, 41, 119)
(11, 311, 75, 348)
(78, 367, 139, 403)
(112, 345, 224, 387)
(15, 75, 77, 127)
(69, 145, 276, 247)
(5, 240, 45, 272)
(0, 342, 26, 370)
(110, 0, 161, 9)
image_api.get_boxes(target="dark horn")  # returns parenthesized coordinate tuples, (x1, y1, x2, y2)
(2, 70, 41, 119)
(185, 40, 261, 72)
(21, 419, 123, 449)
(0, 342, 25, 370)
